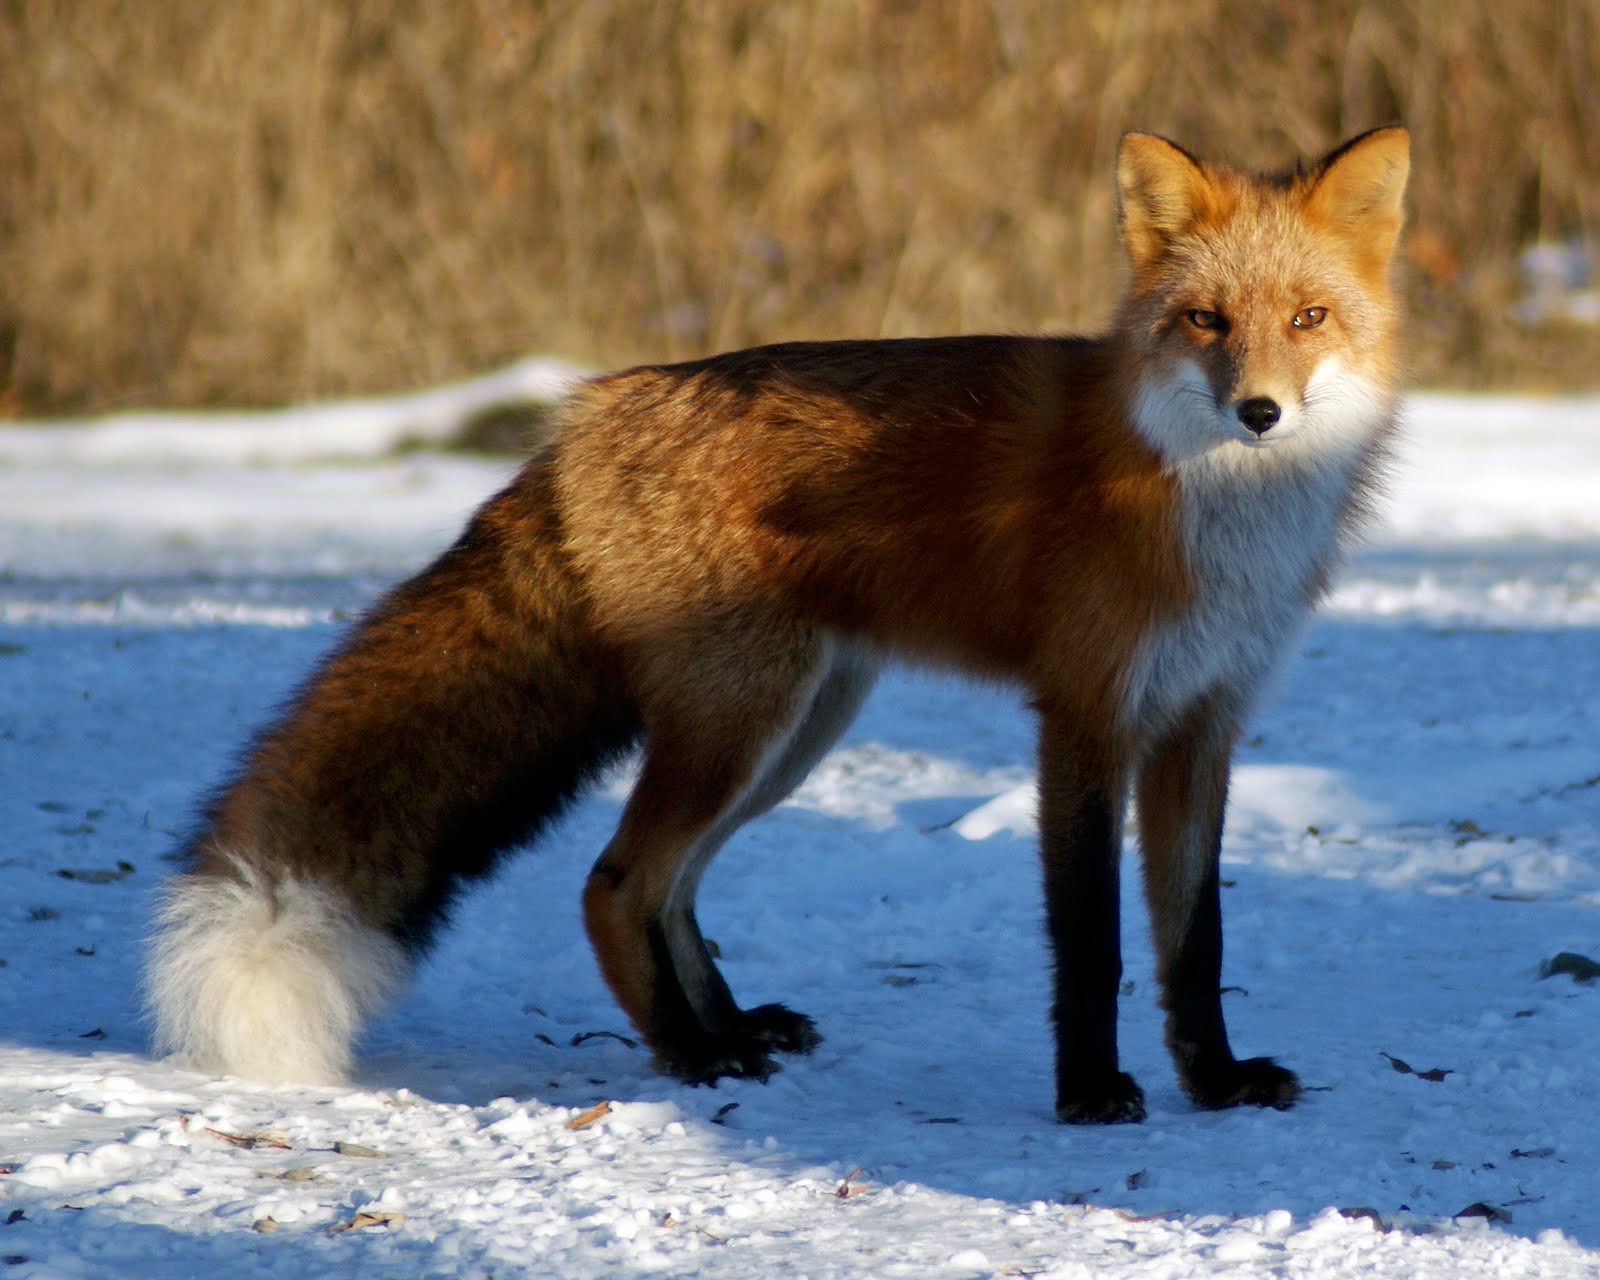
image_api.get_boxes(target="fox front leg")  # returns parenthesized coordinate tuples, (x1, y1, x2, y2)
(1137, 698, 1301, 1111)
(1036, 711, 1146, 1124)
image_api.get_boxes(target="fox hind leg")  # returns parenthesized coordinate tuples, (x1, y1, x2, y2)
(584, 633, 875, 1083)
(659, 641, 877, 1074)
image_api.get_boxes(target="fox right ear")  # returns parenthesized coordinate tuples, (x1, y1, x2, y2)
(1117, 133, 1217, 272)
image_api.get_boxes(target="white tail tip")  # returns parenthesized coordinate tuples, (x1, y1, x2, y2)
(144, 860, 407, 1084)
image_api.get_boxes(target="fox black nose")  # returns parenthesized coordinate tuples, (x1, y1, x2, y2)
(1236, 397, 1281, 436)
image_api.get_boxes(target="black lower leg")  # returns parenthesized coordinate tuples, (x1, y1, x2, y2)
(643, 917, 819, 1084)
(1162, 863, 1299, 1111)
(1039, 754, 1145, 1125)
(1049, 874, 1145, 1121)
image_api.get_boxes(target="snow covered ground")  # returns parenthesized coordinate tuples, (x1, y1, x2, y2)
(1, 371, 1597, 1278)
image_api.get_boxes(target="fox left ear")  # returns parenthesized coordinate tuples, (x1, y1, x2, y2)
(1304, 126, 1411, 277)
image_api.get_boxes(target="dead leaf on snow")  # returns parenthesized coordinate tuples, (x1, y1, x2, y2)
(1380, 1051, 1453, 1082)
(1454, 1201, 1512, 1224)
(570, 1030, 638, 1050)
(54, 862, 135, 885)
(835, 1167, 869, 1199)
(326, 1210, 405, 1234)
(1108, 1207, 1180, 1223)
(565, 1100, 613, 1131)
(205, 1126, 291, 1151)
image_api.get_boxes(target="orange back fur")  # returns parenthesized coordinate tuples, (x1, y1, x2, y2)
(553, 334, 1189, 733)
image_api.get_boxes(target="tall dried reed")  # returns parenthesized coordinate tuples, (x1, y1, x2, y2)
(2, 0, 1596, 413)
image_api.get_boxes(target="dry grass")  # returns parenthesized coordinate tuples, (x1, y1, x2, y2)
(2, 0, 1597, 415)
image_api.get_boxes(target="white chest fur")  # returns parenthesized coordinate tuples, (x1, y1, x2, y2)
(1121, 445, 1357, 735)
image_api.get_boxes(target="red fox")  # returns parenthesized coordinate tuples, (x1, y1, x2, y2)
(147, 126, 1409, 1123)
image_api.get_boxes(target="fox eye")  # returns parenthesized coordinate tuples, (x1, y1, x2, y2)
(1293, 306, 1327, 329)
(1186, 309, 1224, 331)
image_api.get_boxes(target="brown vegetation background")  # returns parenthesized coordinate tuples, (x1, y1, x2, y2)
(3, 0, 1597, 415)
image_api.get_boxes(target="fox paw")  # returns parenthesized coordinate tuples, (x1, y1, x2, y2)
(1183, 1056, 1301, 1111)
(1055, 1070, 1148, 1125)
(739, 1002, 823, 1054)
(654, 1003, 821, 1085)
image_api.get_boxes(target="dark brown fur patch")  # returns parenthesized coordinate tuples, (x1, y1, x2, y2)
(192, 461, 640, 950)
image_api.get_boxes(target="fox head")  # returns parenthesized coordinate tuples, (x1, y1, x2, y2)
(1115, 127, 1410, 464)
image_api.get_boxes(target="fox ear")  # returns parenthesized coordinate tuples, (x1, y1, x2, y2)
(1117, 132, 1216, 273)
(1304, 126, 1410, 276)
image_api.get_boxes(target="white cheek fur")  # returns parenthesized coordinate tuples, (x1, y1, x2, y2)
(1132, 356, 1390, 461)
(1130, 359, 1227, 461)
(1298, 356, 1394, 444)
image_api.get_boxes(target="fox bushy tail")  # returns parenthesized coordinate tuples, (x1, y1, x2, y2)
(145, 462, 639, 1082)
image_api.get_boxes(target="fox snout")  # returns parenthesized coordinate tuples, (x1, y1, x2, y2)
(1235, 397, 1282, 436)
